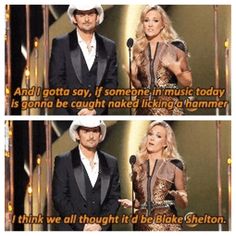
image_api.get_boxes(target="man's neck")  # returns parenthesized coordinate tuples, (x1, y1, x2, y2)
(79, 144, 96, 160)
(78, 29, 94, 44)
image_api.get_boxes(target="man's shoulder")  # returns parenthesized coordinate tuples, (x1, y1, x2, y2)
(99, 150, 117, 162)
(53, 29, 76, 43)
(53, 33, 69, 43)
(96, 33, 115, 46)
(55, 150, 72, 162)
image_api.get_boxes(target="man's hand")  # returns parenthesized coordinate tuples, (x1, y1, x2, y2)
(83, 223, 102, 231)
(78, 108, 96, 115)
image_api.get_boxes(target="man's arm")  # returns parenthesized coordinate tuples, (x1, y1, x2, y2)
(100, 159, 120, 230)
(95, 43, 118, 115)
(52, 156, 84, 230)
(49, 38, 67, 89)
(49, 38, 80, 115)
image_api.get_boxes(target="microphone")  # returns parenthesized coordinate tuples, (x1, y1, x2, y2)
(126, 38, 134, 115)
(129, 155, 136, 166)
(126, 38, 134, 49)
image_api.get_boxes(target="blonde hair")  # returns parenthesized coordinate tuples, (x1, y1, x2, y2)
(134, 121, 183, 179)
(133, 5, 179, 69)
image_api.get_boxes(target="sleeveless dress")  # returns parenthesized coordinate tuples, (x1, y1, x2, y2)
(133, 158, 185, 231)
(135, 41, 189, 115)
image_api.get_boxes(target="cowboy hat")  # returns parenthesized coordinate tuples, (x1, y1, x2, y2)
(69, 119, 106, 142)
(67, 4, 104, 25)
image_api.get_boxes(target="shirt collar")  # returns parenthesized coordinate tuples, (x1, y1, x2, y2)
(79, 145, 99, 164)
(77, 30, 96, 47)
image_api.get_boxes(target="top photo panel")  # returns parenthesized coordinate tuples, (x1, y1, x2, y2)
(5, 4, 231, 116)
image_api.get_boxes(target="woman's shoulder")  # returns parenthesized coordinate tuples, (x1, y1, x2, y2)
(169, 158, 184, 171)
(170, 39, 188, 53)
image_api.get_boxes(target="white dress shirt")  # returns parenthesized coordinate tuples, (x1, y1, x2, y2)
(77, 30, 96, 70)
(79, 146, 99, 187)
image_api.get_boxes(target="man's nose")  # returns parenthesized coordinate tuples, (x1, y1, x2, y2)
(85, 15, 90, 21)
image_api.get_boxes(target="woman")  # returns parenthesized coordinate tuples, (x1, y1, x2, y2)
(130, 5, 192, 115)
(119, 121, 188, 231)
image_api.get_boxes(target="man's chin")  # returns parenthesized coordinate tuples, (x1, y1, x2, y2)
(86, 145, 97, 151)
(82, 28, 95, 33)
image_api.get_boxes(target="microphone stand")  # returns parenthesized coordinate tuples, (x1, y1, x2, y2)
(131, 162, 135, 217)
(128, 46, 132, 115)
(129, 155, 136, 230)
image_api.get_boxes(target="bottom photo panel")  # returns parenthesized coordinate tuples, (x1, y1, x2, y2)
(5, 119, 231, 231)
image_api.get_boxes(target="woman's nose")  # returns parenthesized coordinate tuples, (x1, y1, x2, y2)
(148, 21, 153, 26)
(149, 136, 154, 141)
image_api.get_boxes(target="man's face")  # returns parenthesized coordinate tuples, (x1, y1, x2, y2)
(76, 126, 101, 151)
(73, 9, 98, 33)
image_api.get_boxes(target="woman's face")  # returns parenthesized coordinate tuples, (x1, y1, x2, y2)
(143, 9, 163, 40)
(146, 125, 167, 154)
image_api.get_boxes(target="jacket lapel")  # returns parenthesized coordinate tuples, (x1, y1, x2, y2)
(98, 151, 110, 205)
(95, 33, 107, 86)
(69, 30, 83, 84)
(72, 147, 111, 204)
(71, 147, 86, 201)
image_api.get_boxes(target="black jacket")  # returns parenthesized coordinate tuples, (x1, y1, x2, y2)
(52, 147, 120, 231)
(49, 30, 118, 115)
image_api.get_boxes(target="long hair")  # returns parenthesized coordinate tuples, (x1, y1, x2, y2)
(134, 121, 182, 180)
(133, 5, 179, 69)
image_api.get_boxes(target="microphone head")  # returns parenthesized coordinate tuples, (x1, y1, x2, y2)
(126, 38, 134, 48)
(129, 155, 136, 165)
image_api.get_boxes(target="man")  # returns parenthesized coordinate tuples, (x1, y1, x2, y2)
(49, 4, 118, 115)
(52, 119, 120, 231)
